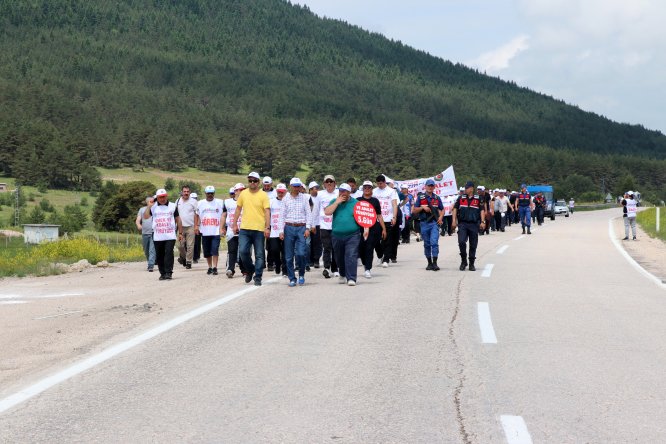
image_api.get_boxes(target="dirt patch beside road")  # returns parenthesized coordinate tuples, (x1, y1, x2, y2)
(0, 260, 257, 396)
(613, 216, 666, 283)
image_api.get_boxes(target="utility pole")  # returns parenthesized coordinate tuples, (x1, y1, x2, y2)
(13, 185, 20, 227)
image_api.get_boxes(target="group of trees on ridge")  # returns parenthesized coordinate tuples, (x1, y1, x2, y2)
(0, 0, 664, 203)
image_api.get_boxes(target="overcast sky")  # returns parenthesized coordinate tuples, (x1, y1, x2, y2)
(296, 0, 666, 134)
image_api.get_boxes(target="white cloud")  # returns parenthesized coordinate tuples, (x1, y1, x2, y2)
(468, 35, 530, 73)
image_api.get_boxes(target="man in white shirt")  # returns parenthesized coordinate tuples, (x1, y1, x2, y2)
(316, 174, 340, 278)
(621, 191, 638, 240)
(373, 174, 399, 267)
(267, 183, 287, 276)
(176, 185, 198, 269)
(263, 176, 277, 200)
(308, 181, 322, 269)
(568, 198, 575, 215)
(143, 188, 181, 280)
(195, 186, 225, 275)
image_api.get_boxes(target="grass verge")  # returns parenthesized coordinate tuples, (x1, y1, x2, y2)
(636, 208, 666, 243)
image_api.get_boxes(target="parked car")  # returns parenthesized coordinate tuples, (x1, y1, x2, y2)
(553, 200, 569, 217)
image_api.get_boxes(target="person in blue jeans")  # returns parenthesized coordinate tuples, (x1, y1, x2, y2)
(324, 183, 361, 286)
(412, 179, 445, 270)
(516, 184, 533, 235)
(279, 178, 312, 287)
(136, 196, 156, 272)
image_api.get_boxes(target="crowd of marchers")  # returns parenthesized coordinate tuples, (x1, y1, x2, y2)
(136, 173, 549, 285)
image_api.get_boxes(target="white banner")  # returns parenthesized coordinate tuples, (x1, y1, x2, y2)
(391, 165, 458, 199)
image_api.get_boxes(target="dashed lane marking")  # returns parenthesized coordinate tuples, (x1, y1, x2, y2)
(497, 245, 509, 255)
(477, 302, 497, 344)
(33, 310, 84, 320)
(513, 235, 524, 241)
(482, 264, 494, 278)
(500, 415, 533, 444)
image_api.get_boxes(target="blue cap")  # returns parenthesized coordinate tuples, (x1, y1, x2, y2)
(521, 183, 527, 188)
(425, 179, 436, 186)
(464, 181, 474, 188)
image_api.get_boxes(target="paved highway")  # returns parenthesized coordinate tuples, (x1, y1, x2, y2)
(1, 209, 664, 443)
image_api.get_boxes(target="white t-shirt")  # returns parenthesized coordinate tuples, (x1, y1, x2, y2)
(223, 198, 241, 240)
(197, 198, 225, 237)
(151, 202, 177, 241)
(373, 186, 399, 222)
(351, 190, 363, 199)
(264, 189, 277, 200)
(176, 197, 197, 227)
(569, 200, 575, 208)
(625, 199, 637, 218)
(269, 197, 284, 238)
(317, 189, 339, 230)
(309, 194, 320, 227)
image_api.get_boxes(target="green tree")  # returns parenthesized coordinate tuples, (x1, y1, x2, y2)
(93, 181, 155, 231)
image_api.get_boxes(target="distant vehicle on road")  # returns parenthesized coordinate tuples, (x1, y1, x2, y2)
(553, 200, 569, 217)
(526, 184, 555, 220)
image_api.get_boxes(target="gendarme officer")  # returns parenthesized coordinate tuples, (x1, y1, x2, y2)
(451, 181, 485, 271)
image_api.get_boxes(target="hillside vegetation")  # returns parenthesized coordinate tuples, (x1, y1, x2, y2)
(0, 0, 664, 201)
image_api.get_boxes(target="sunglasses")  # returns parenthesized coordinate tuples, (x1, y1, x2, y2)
(248, 179, 259, 183)
(324, 180, 334, 184)
(205, 192, 214, 195)
(362, 185, 373, 189)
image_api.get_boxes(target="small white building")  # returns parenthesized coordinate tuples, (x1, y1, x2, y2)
(22, 224, 60, 244)
(0, 183, 8, 192)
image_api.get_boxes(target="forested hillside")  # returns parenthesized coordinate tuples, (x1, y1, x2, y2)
(0, 0, 664, 200)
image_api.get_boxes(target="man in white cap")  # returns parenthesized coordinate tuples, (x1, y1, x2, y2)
(324, 183, 361, 286)
(308, 181, 322, 269)
(267, 183, 287, 276)
(357, 180, 387, 279)
(143, 188, 180, 280)
(233, 172, 271, 286)
(279, 178, 312, 286)
(221, 184, 247, 278)
(194, 186, 225, 275)
(175, 185, 198, 269)
(315, 174, 340, 278)
(263, 176, 277, 199)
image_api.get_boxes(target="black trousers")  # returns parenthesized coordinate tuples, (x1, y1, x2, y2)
(457, 222, 479, 260)
(360, 226, 382, 271)
(320, 228, 338, 272)
(401, 218, 411, 242)
(154, 239, 176, 276)
(267, 237, 284, 273)
(193, 234, 202, 261)
(226, 236, 247, 274)
(376, 221, 394, 262)
(494, 212, 505, 231)
(309, 226, 322, 266)
(389, 221, 401, 260)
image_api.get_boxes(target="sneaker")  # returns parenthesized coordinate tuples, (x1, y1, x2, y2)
(338, 276, 346, 284)
(177, 257, 185, 266)
(305, 265, 311, 272)
(347, 280, 356, 287)
(226, 270, 234, 278)
(622, 236, 629, 240)
(254, 278, 262, 286)
(159, 274, 166, 281)
(313, 264, 320, 269)
(364, 270, 372, 279)
(185, 262, 192, 269)
(165, 273, 172, 280)
(382, 262, 389, 268)
(207, 268, 213, 275)
(377, 257, 384, 265)
(244, 273, 253, 283)
(298, 276, 305, 286)
(333, 271, 340, 278)
(390, 259, 397, 264)
(323, 268, 331, 278)
(275, 267, 281, 275)
(288, 280, 296, 287)
(633, 236, 637, 240)
(268, 265, 275, 272)
(148, 267, 154, 272)
(212, 268, 218, 275)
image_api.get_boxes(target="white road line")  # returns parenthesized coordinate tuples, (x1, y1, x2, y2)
(0, 295, 21, 299)
(608, 218, 665, 289)
(477, 302, 497, 344)
(0, 278, 280, 415)
(513, 235, 524, 241)
(33, 310, 84, 320)
(500, 415, 533, 444)
(497, 245, 509, 255)
(0, 301, 29, 305)
(482, 264, 494, 278)
(34, 293, 85, 299)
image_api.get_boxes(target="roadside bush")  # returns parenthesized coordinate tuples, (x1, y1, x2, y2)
(26, 206, 46, 224)
(579, 191, 603, 202)
(39, 198, 55, 212)
(92, 180, 154, 231)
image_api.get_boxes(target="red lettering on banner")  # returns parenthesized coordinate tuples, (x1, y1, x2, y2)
(354, 201, 377, 228)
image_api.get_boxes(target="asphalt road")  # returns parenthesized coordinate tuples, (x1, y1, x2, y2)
(1, 209, 665, 443)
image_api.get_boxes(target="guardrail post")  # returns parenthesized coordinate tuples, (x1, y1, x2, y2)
(657, 207, 660, 233)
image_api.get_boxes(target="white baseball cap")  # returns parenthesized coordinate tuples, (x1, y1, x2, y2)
(263, 176, 273, 184)
(477, 185, 485, 191)
(276, 183, 288, 191)
(204, 185, 215, 193)
(156, 188, 168, 197)
(190, 193, 198, 199)
(289, 177, 303, 187)
(229, 187, 236, 194)
(339, 183, 352, 192)
(308, 181, 319, 189)
(248, 172, 260, 180)
(234, 183, 246, 191)
(362, 180, 373, 187)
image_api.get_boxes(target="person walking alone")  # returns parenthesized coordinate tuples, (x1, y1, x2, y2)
(621, 191, 638, 240)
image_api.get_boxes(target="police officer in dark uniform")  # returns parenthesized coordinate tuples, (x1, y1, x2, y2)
(533, 192, 546, 225)
(516, 183, 533, 234)
(452, 181, 486, 271)
(412, 178, 444, 270)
